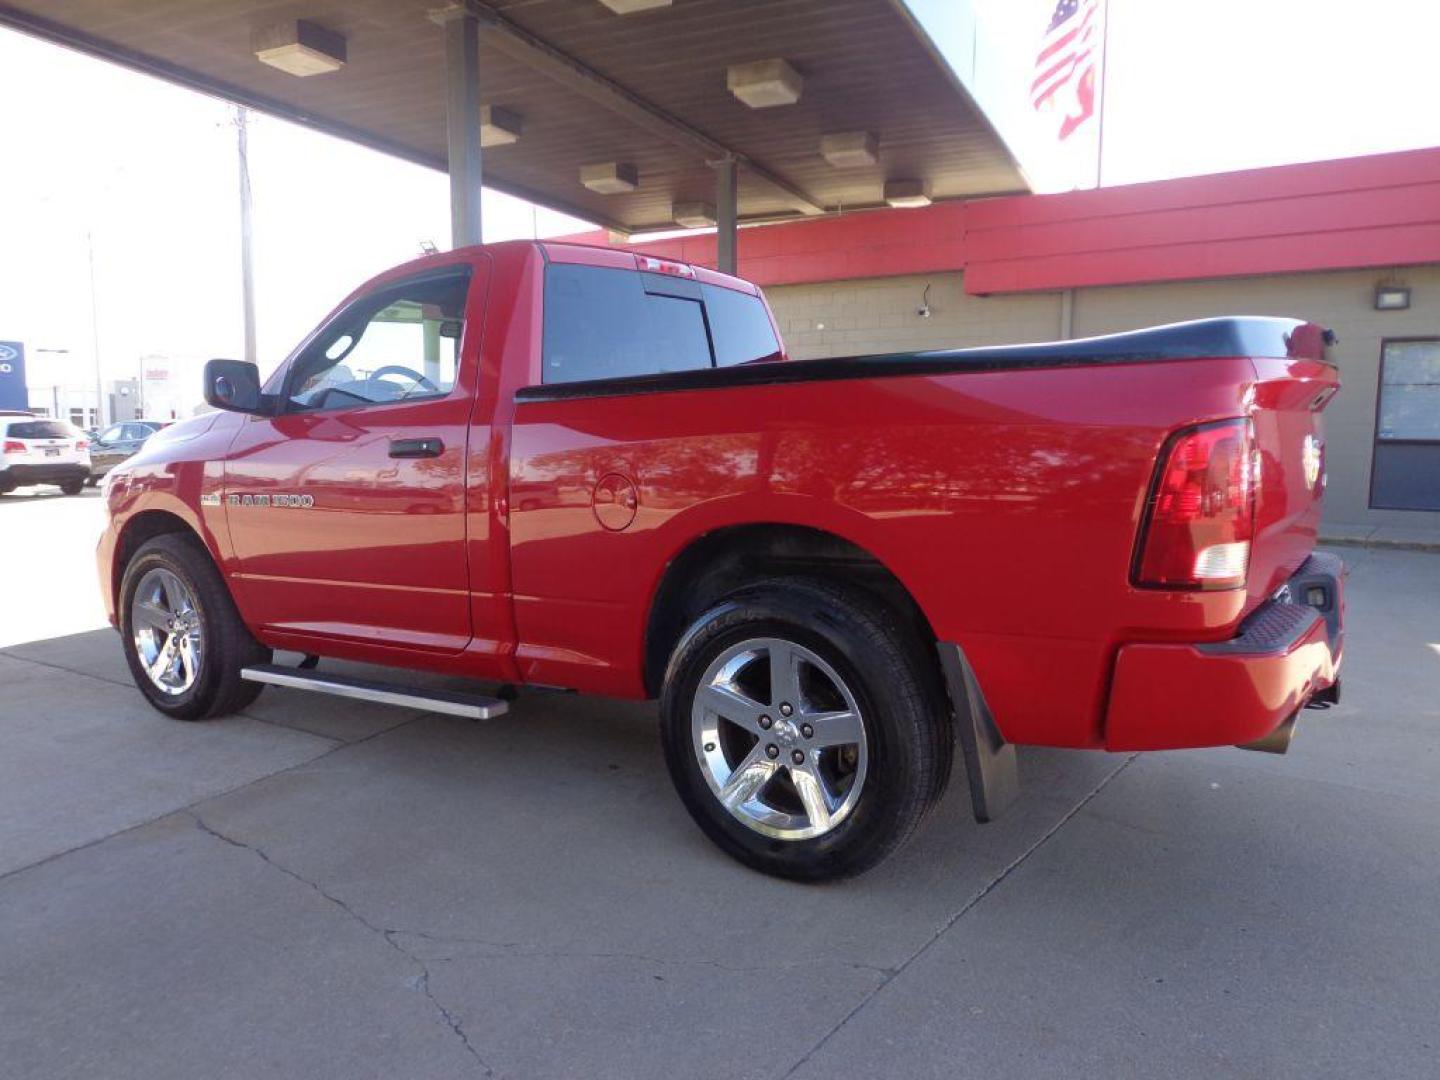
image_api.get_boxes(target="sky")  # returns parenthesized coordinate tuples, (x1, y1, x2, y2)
(2, 1, 1439, 413)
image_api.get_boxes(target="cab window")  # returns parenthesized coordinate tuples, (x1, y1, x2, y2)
(286, 270, 471, 413)
(702, 283, 781, 367)
(542, 265, 712, 385)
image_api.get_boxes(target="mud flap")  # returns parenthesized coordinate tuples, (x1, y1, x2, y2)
(937, 643, 1019, 823)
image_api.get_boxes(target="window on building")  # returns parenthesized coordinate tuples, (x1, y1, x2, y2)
(1371, 339, 1440, 511)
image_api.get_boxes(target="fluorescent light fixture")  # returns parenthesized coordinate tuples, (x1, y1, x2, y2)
(884, 179, 931, 209)
(480, 105, 524, 147)
(580, 162, 639, 194)
(597, 0, 673, 12)
(727, 59, 803, 108)
(1374, 284, 1411, 311)
(821, 132, 878, 168)
(673, 202, 717, 229)
(254, 20, 347, 77)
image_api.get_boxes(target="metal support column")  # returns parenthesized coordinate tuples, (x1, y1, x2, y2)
(443, 9, 483, 248)
(713, 156, 738, 275)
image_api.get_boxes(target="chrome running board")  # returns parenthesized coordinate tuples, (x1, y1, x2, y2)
(241, 664, 509, 719)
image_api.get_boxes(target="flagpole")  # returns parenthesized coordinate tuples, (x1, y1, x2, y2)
(1096, 0, 1111, 188)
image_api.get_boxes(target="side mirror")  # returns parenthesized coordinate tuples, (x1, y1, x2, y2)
(204, 358, 267, 414)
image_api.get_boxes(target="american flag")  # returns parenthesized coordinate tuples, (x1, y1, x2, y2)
(1031, 0, 1103, 141)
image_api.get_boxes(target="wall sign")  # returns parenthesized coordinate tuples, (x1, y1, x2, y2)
(0, 342, 27, 411)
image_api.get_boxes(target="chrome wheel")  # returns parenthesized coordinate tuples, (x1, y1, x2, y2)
(131, 568, 203, 696)
(692, 637, 868, 841)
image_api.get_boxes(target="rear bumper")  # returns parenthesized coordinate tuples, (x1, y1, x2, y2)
(0, 463, 89, 485)
(1105, 552, 1345, 751)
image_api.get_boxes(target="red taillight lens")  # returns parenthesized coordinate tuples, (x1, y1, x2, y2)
(3, 439, 26, 454)
(75, 439, 89, 451)
(1135, 419, 1256, 590)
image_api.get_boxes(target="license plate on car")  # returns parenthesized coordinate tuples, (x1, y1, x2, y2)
(44, 447, 61, 457)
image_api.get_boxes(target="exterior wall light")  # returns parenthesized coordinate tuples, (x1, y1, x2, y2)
(254, 20, 347, 76)
(821, 132, 879, 168)
(884, 179, 931, 209)
(480, 106, 524, 147)
(1374, 284, 1411, 311)
(673, 202, 717, 228)
(727, 59, 804, 108)
(597, 0, 673, 11)
(581, 162, 639, 194)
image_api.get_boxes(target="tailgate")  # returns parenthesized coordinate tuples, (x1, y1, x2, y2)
(1246, 339, 1340, 607)
(26, 436, 86, 464)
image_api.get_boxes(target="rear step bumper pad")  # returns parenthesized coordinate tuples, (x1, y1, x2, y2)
(1103, 553, 1345, 752)
(241, 664, 509, 720)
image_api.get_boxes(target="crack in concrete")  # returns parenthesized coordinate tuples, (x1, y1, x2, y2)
(189, 813, 494, 1077)
(0, 649, 136, 689)
(0, 707, 428, 889)
(387, 929, 897, 977)
(778, 754, 1139, 1080)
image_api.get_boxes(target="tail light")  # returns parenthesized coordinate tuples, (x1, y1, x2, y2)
(1134, 419, 1257, 590)
(75, 439, 89, 451)
(3, 439, 26, 454)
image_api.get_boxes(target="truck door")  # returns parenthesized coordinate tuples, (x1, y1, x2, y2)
(222, 260, 489, 655)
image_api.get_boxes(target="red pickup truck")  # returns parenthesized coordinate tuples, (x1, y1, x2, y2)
(97, 241, 1344, 880)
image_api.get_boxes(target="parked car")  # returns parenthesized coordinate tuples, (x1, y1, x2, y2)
(96, 241, 1344, 880)
(87, 420, 167, 485)
(1, 414, 91, 495)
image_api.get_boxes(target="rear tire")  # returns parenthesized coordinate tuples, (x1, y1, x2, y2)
(119, 534, 271, 720)
(60, 479, 84, 496)
(660, 577, 952, 881)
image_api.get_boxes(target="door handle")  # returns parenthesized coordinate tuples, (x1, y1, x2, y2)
(389, 437, 444, 459)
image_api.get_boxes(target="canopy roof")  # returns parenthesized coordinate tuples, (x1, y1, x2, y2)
(2, 0, 1027, 233)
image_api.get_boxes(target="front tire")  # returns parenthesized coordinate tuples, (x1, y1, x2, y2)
(660, 578, 952, 881)
(119, 534, 271, 720)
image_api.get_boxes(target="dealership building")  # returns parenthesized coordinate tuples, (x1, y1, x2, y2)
(586, 146, 1440, 543)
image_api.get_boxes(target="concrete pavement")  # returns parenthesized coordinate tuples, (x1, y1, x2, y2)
(1, 489, 1437, 1079)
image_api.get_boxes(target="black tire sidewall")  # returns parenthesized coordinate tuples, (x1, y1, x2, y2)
(119, 537, 231, 720)
(661, 581, 944, 881)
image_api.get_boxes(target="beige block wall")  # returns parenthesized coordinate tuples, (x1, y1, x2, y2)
(767, 274, 1065, 358)
(764, 266, 1440, 534)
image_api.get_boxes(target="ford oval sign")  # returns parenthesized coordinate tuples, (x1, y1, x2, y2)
(0, 341, 26, 411)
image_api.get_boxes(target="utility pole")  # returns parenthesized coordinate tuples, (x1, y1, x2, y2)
(86, 232, 105, 428)
(236, 105, 258, 365)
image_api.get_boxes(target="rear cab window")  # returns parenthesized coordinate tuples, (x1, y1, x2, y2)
(702, 283, 783, 368)
(541, 263, 780, 385)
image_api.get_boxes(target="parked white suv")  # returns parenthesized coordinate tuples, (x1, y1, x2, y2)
(0, 413, 92, 496)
